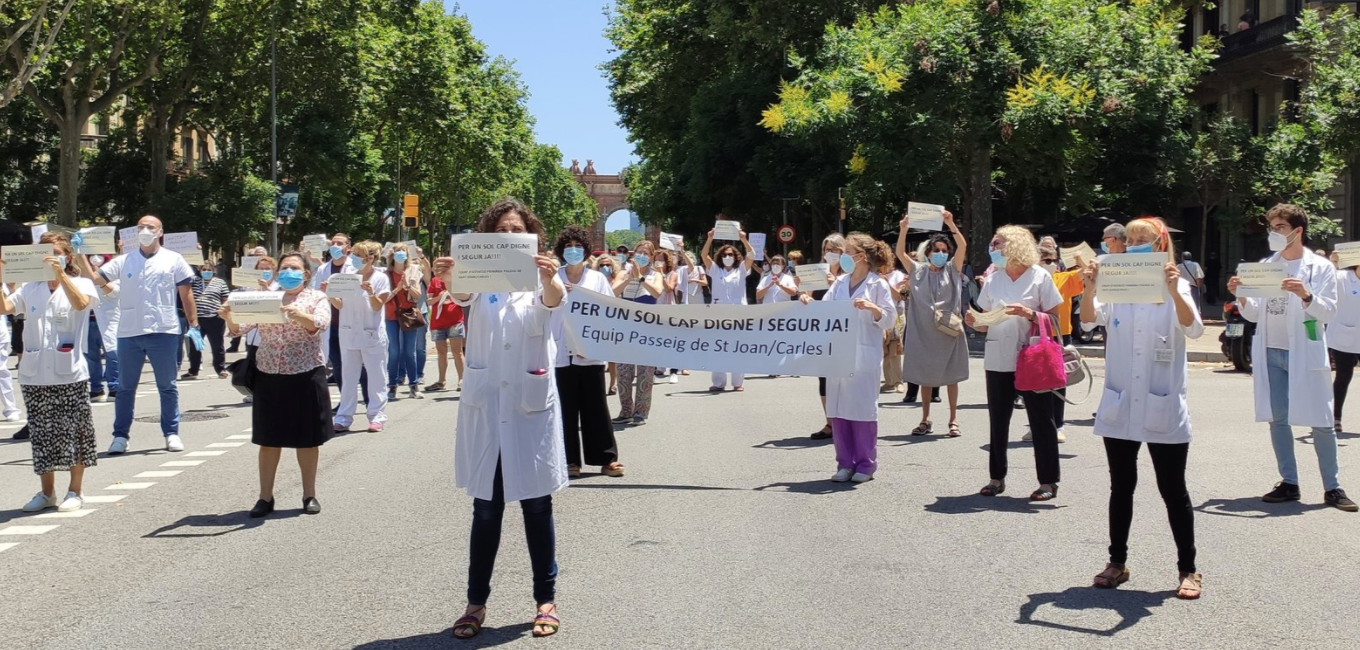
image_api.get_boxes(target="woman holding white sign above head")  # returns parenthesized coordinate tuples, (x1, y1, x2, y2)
(1078, 216, 1205, 598)
(222, 252, 333, 518)
(330, 241, 391, 433)
(611, 239, 664, 424)
(433, 198, 568, 640)
(0, 233, 100, 513)
(965, 225, 1064, 501)
(551, 225, 622, 478)
(700, 229, 757, 392)
(895, 209, 970, 439)
(799, 233, 896, 483)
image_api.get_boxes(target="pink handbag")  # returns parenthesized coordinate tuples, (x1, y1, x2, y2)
(1014, 313, 1067, 392)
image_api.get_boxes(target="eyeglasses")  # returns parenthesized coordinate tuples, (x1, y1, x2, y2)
(1268, 223, 1294, 234)
(1041, 258, 1059, 264)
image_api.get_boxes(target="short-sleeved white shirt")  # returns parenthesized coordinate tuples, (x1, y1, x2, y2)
(708, 263, 750, 305)
(757, 273, 797, 304)
(337, 270, 391, 350)
(11, 278, 99, 385)
(551, 267, 613, 367)
(675, 266, 705, 304)
(99, 248, 194, 338)
(976, 265, 1063, 373)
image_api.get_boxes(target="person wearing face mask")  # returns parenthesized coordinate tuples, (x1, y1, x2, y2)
(1230, 204, 1356, 512)
(383, 244, 425, 401)
(223, 252, 333, 517)
(82, 254, 120, 404)
(330, 241, 392, 433)
(804, 234, 847, 439)
(799, 233, 897, 482)
(1079, 216, 1205, 599)
(895, 210, 970, 438)
(756, 255, 797, 305)
(966, 225, 1064, 501)
(231, 256, 277, 405)
(592, 255, 621, 395)
(183, 262, 231, 380)
(611, 240, 665, 424)
(700, 229, 757, 392)
(91, 215, 198, 454)
(313, 233, 355, 385)
(551, 226, 623, 477)
(1029, 241, 1084, 443)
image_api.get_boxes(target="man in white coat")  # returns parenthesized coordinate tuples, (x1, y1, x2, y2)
(1231, 203, 1357, 512)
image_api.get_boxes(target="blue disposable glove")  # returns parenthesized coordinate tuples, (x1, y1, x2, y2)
(186, 325, 205, 351)
(70, 232, 84, 249)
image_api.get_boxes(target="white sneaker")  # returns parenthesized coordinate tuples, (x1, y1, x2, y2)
(4, 413, 22, 422)
(851, 472, 874, 483)
(57, 491, 83, 512)
(21, 491, 58, 512)
(1056, 429, 1067, 443)
(668, 375, 679, 384)
(108, 437, 129, 455)
(831, 468, 853, 482)
(1022, 429, 1033, 442)
(165, 434, 184, 452)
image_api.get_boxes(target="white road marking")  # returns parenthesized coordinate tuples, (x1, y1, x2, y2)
(0, 542, 18, 553)
(0, 525, 60, 535)
(134, 471, 182, 478)
(35, 509, 97, 519)
(241, 427, 253, 432)
(187, 451, 227, 457)
(207, 442, 246, 448)
(161, 460, 205, 467)
(226, 434, 252, 440)
(81, 495, 127, 504)
(104, 482, 155, 490)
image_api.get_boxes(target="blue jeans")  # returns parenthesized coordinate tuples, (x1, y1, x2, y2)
(415, 325, 428, 383)
(1266, 348, 1340, 490)
(114, 333, 181, 439)
(86, 318, 119, 394)
(385, 320, 419, 388)
(468, 461, 557, 606)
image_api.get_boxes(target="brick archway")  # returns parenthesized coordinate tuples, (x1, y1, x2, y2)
(571, 160, 657, 252)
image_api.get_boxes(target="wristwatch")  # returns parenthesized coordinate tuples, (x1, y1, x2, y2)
(1303, 292, 1314, 304)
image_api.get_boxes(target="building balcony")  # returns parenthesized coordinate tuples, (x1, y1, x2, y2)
(1214, 13, 1299, 67)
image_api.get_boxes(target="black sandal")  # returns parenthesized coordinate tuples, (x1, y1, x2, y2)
(910, 421, 933, 436)
(810, 426, 832, 440)
(979, 481, 1005, 497)
(1029, 484, 1059, 501)
(452, 606, 486, 640)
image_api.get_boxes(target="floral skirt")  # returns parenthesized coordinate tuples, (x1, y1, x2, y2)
(21, 381, 97, 475)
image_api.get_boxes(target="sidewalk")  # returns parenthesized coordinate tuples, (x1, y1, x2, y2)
(1074, 320, 1228, 363)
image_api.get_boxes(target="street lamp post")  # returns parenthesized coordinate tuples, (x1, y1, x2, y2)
(269, 6, 278, 256)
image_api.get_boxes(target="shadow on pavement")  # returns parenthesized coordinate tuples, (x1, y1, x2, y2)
(1196, 497, 1328, 519)
(881, 433, 953, 446)
(143, 510, 302, 538)
(924, 494, 1065, 515)
(980, 442, 1077, 460)
(354, 623, 532, 649)
(570, 483, 742, 492)
(752, 480, 859, 495)
(663, 390, 728, 398)
(0, 508, 42, 525)
(752, 435, 832, 449)
(200, 403, 251, 410)
(1016, 586, 1177, 636)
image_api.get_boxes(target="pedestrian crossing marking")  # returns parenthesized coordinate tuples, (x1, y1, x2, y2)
(35, 509, 97, 519)
(134, 471, 182, 478)
(81, 495, 127, 504)
(227, 434, 252, 440)
(187, 451, 227, 457)
(161, 460, 205, 467)
(0, 525, 60, 535)
(0, 542, 18, 553)
(207, 442, 246, 448)
(104, 482, 155, 490)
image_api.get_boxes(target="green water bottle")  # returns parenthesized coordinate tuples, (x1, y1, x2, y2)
(1304, 318, 1319, 341)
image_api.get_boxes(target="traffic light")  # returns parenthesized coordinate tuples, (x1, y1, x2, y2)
(404, 214, 419, 229)
(403, 194, 419, 229)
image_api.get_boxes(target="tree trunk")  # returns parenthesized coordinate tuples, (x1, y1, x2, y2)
(1200, 203, 1210, 264)
(147, 106, 172, 204)
(55, 112, 85, 227)
(964, 144, 993, 270)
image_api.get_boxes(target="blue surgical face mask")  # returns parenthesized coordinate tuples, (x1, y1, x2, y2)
(394, 251, 408, 264)
(563, 246, 585, 266)
(276, 268, 305, 290)
(351, 254, 367, 268)
(614, 254, 626, 266)
(1126, 242, 1154, 254)
(989, 250, 1008, 268)
(56, 255, 67, 269)
(262, 270, 273, 281)
(201, 270, 214, 280)
(929, 251, 949, 267)
(330, 245, 345, 260)
(634, 254, 650, 268)
(1100, 241, 1111, 254)
(601, 265, 614, 276)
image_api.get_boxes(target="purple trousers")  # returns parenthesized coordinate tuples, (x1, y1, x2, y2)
(831, 418, 878, 476)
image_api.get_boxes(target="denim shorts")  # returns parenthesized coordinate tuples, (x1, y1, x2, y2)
(431, 323, 465, 342)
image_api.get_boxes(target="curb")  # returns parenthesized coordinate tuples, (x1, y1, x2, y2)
(1075, 345, 1227, 364)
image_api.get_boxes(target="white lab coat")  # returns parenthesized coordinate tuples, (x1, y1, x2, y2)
(453, 289, 568, 503)
(1091, 278, 1205, 444)
(822, 273, 896, 422)
(1239, 249, 1338, 428)
(1325, 268, 1360, 354)
(313, 258, 357, 364)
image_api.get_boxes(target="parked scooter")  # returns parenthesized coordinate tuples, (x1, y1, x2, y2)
(1220, 300, 1255, 372)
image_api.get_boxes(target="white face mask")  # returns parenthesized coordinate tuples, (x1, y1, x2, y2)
(771, 265, 783, 275)
(1268, 229, 1296, 252)
(722, 256, 735, 267)
(137, 227, 158, 247)
(1041, 263, 1058, 273)
(652, 261, 664, 271)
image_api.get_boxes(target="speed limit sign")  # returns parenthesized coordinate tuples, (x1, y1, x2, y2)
(777, 224, 796, 244)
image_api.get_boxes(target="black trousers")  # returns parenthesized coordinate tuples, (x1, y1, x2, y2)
(468, 461, 556, 606)
(188, 316, 227, 374)
(985, 370, 1060, 485)
(1103, 437, 1196, 573)
(556, 364, 617, 467)
(1334, 349, 1358, 419)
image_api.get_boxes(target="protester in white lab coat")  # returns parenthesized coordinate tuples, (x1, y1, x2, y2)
(312, 233, 355, 384)
(1329, 258, 1360, 434)
(1231, 203, 1356, 512)
(0, 287, 19, 423)
(1080, 216, 1205, 600)
(330, 241, 391, 433)
(801, 233, 897, 483)
(440, 199, 567, 640)
(85, 255, 120, 403)
(756, 255, 797, 304)
(701, 229, 757, 391)
(805, 234, 847, 440)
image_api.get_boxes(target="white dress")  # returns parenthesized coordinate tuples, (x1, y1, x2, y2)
(822, 273, 897, 422)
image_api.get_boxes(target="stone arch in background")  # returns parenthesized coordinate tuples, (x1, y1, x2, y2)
(571, 159, 657, 252)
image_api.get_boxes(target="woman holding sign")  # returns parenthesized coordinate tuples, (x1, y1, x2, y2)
(807, 234, 847, 440)
(384, 244, 425, 401)
(1079, 217, 1204, 598)
(895, 210, 970, 438)
(965, 226, 1064, 501)
(0, 233, 100, 513)
(1329, 256, 1360, 433)
(222, 253, 333, 517)
(800, 233, 897, 483)
(437, 199, 567, 639)
(701, 229, 757, 392)
(332, 241, 391, 433)
(611, 239, 664, 424)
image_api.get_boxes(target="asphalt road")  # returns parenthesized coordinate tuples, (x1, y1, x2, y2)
(1, 353, 1357, 650)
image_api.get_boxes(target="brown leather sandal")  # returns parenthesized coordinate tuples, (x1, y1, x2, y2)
(452, 606, 486, 639)
(1093, 563, 1130, 589)
(1177, 572, 1202, 600)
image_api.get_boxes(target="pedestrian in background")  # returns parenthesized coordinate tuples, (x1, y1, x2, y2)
(312, 233, 355, 384)
(183, 262, 231, 380)
(808, 233, 846, 440)
(2, 233, 99, 513)
(701, 229, 757, 392)
(441, 199, 566, 640)
(896, 209, 970, 438)
(1080, 216, 1204, 599)
(1328, 255, 1360, 433)
(1178, 252, 1205, 310)
(331, 241, 391, 433)
(967, 225, 1064, 501)
(1031, 240, 1083, 443)
(611, 239, 663, 424)
(84, 253, 120, 403)
(383, 244, 424, 401)
(0, 286, 19, 423)
(425, 262, 465, 392)
(592, 254, 621, 396)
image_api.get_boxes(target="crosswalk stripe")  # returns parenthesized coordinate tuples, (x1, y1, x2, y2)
(206, 442, 246, 448)
(161, 460, 206, 467)
(35, 510, 97, 519)
(0, 525, 60, 535)
(187, 451, 227, 457)
(104, 482, 155, 490)
(134, 471, 182, 478)
(0, 542, 18, 553)
(81, 495, 127, 504)
(226, 435, 252, 440)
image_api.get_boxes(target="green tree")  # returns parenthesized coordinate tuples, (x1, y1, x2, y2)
(153, 153, 274, 258)
(0, 0, 77, 108)
(606, 228, 643, 251)
(1183, 114, 1259, 259)
(505, 144, 600, 238)
(0, 94, 58, 222)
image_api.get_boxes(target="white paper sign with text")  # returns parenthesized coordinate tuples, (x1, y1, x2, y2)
(563, 288, 860, 377)
(232, 268, 269, 289)
(76, 227, 117, 254)
(795, 263, 831, 291)
(448, 233, 539, 293)
(227, 291, 285, 324)
(750, 233, 767, 260)
(905, 202, 946, 231)
(1237, 262, 1287, 299)
(713, 220, 742, 241)
(1335, 242, 1360, 269)
(1061, 242, 1097, 270)
(1096, 253, 1167, 304)
(163, 232, 202, 264)
(660, 232, 684, 251)
(2, 244, 56, 283)
(324, 273, 362, 297)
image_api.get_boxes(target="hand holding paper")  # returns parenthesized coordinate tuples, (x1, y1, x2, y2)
(1234, 263, 1287, 299)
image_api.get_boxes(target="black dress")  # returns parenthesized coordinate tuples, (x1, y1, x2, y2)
(252, 365, 333, 448)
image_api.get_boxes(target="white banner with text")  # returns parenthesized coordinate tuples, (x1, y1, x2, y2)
(563, 288, 861, 377)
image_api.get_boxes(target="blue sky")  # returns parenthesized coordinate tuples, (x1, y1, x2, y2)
(449, 1, 636, 230)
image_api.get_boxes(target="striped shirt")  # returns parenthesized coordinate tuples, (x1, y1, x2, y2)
(191, 277, 231, 318)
